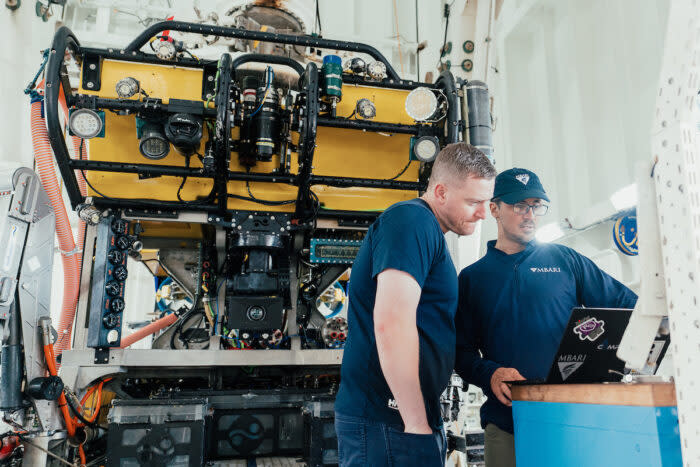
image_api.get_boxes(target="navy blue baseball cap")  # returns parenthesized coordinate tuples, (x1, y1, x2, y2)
(492, 168, 550, 204)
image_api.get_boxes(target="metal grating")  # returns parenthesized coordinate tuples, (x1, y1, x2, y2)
(651, 0, 700, 465)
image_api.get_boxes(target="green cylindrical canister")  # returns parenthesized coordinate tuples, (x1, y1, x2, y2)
(322, 55, 343, 100)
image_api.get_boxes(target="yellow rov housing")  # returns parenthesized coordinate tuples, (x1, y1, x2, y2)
(47, 22, 486, 225)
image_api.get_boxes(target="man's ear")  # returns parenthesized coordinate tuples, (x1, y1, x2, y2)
(489, 201, 500, 220)
(434, 182, 448, 204)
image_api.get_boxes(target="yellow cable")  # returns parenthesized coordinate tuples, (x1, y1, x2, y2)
(203, 302, 214, 329)
(252, 25, 269, 50)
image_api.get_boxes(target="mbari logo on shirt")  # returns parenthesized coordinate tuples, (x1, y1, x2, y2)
(529, 266, 561, 273)
(387, 398, 399, 411)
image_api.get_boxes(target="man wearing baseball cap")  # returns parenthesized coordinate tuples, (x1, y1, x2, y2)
(454, 168, 637, 467)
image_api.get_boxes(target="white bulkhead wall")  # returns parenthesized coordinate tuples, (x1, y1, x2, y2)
(457, 0, 671, 288)
(0, 5, 58, 169)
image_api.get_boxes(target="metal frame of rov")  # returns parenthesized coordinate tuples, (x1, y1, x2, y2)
(5, 20, 493, 466)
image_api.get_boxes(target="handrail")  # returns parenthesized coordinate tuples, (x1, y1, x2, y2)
(124, 21, 400, 81)
(45, 26, 83, 209)
(232, 53, 305, 77)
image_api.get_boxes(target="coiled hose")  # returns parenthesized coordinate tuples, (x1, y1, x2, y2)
(30, 95, 81, 357)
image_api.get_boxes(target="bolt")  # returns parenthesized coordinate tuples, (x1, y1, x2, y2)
(89, 64, 96, 70)
(86, 82, 94, 89)
(208, 75, 214, 82)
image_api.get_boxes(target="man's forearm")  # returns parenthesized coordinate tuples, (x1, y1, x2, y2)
(455, 349, 501, 391)
(375, 316, 428, 430)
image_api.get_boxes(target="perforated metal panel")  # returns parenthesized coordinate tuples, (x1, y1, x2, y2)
(651, 0, 700, 464)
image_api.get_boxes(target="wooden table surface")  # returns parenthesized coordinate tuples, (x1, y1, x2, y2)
(511, 382, 676, 407)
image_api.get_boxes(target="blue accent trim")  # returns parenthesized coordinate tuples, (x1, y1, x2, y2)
(512, 401, 682, 467)
(323, 54, 342, 65)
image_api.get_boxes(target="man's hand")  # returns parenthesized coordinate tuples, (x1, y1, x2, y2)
(490, 367, 525, 407)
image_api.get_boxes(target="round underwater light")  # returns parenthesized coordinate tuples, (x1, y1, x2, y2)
(356, 98, 376, 119)
(68, 109, 103, 139)
(412, 136, 440, 163)
(139, 122, 170, 160)
(155, 40, 177, 60)
(115, 77, 140, 98)
(366, 60, 386, 80)
(405, 87, 438, 122)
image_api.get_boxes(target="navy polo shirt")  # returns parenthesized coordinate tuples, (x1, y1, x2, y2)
(455, 240, 638, 434)
(335, 198, 458, 430)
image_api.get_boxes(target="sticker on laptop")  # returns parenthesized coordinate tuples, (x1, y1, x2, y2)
(557, 354, 587, 381)
(573, 316, 605, 342)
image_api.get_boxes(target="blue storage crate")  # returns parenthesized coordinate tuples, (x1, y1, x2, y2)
(513, 401, 682, 467)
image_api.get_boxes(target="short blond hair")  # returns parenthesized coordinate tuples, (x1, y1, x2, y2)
(428, 143, 496, 188)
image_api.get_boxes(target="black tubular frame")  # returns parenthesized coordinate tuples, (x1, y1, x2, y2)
(316, 117, 427, 135)
(294, 62, 320, 219)
(435, 70, 461, 145)
(44, 24, 460, 215)
(214, 53, 233, 212)
(45, 27, 84, 208)
(232, 54, 305, 77)
(125, 21, 401, 81)
(65, 95, 218, 118)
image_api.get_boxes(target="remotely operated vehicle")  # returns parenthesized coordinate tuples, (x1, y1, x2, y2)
(0, 8, 492, 465)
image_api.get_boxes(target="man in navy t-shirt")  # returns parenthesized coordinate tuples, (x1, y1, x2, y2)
(334, 143, 496, 466)
(455, 168, 638, 467)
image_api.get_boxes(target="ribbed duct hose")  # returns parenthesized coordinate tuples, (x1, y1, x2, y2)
(119, 313, 178, 349)
(30, 98, 81, 356)
(60, 88, 88, 271)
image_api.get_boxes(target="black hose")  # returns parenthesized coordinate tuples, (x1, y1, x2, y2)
(64, 389, 97, 427)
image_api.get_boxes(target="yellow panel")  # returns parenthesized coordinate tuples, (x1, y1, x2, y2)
(334, 85, 415, 125)
(80, 60, 421, 212)
(138, 221, 202, 239)
(81, 60, 205, 102)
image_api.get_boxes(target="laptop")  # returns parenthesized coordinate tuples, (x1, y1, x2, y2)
(514, 307, 669, 385)
(545, 307, 635, 383)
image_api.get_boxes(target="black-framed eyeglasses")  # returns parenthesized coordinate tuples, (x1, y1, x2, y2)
(512, 203, 549, 216)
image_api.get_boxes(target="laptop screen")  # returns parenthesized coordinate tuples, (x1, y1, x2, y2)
(545, 307, 634, 384)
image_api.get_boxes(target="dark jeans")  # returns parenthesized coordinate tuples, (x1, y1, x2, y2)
(335, 412, 447, 467)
